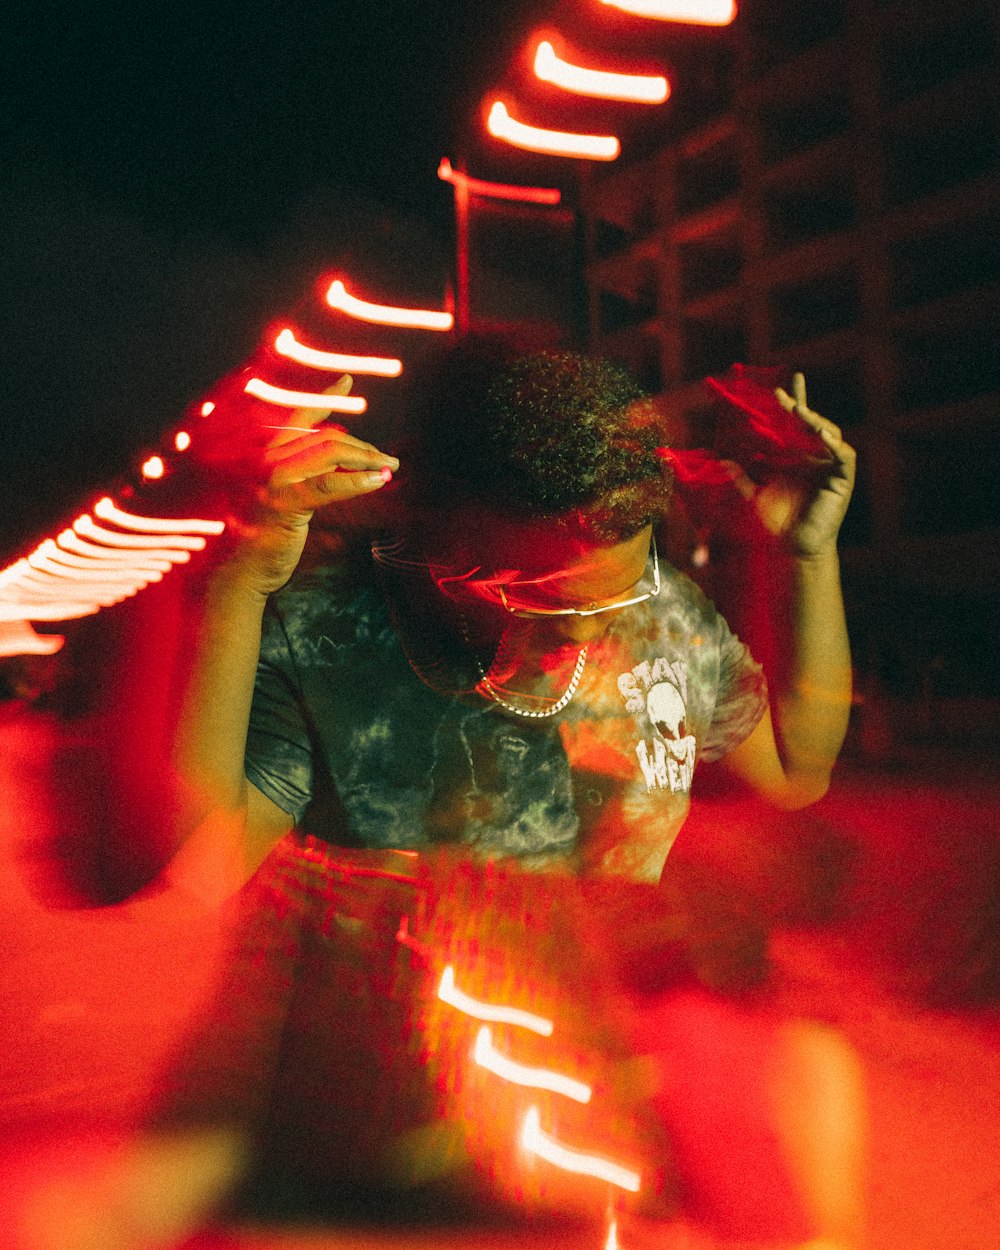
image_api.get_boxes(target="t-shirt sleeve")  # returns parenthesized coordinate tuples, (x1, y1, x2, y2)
(244, 602, 315, 823)
(698, 615, 769, 763)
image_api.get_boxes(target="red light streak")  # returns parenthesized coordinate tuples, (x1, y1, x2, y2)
(487, 101, 620, 161)
(473, 1027, 592, 1102)
(26, 551, 160, 583)
(55, 529, 189, 563)
(92, 498, 225, 536)
(174, 430, 192, 451)
(436, 158, 562, 205)
(533, 40, 669, 104)
(273, 329, 403, 376)
(325, 279, 454, 331)
(605, 1218, 621, 1250)
(598, 0, 737, 25)
(141, 456, 165, 480)
(244, 377, 368, 413)
(73, 517, 208, 551)
(200, 401, 216, 417)
(520, 1107, 641, 1193)
(437, 966, 554, 1036)
(35, 539, 172, 573)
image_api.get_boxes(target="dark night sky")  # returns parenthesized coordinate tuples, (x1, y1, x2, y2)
(0, 0, 548, 554)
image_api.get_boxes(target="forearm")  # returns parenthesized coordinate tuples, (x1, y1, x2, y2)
(772, 547, 852, 793)
(171, 569, 268, 818)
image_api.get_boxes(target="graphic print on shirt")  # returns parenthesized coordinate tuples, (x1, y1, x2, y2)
(617, 657, 696, 794)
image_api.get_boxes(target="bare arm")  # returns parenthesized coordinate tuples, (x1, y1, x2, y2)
(160, 383, 399, 898)
(720, 374, 855, 807)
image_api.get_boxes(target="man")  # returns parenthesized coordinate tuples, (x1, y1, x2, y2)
(158, 341, 860, 1244)
(166, 339, 853, 888)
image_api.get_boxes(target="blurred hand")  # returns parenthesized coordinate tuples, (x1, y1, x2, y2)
(215, 376, 399, 595)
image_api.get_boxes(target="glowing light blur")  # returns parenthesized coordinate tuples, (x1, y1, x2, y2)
(598, 0, 737, 25)
(437, 158, 562, 205)
(141, 456, 165, 480)
(473, 1027, 591, 1102)
(244, 377, 368, 414)
(520, 1107, 641, 1192)
(437, 966, 554, 1036)
(605, 1218, 621, 1250)
(73, 517, 208, 551)
(487, 101, 620, 161)
(174, 430, 192, 451)
(93, 498, 225, 535)
(0, 503, 226, 644)
(273, 329, 403, 376)
(533, 40, 669, 103)
(325, 279, 454, 331)
(200, 401, 216, 417)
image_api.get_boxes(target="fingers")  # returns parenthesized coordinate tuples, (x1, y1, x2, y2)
(260, 424, 399, 510)
(263, 376, 356, 450)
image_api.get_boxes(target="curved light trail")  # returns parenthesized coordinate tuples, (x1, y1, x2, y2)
(244, 377, 368, 413)
(533, 40, 669, 104)
(487, 101, 620, 161)
(273, 329, 403, 376)
(325, 279, 454, 331)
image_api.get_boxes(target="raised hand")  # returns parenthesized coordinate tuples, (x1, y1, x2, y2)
(225, 376, 399, 595)
(763, 372, 856, 558)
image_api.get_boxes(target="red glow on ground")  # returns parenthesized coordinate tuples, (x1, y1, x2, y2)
(598, 0, 737, 24)
(487, 101, 620, 161)
(140, 456, 165, 480)
(520, 1106, 641, 1192)
(243, 377, 368, 414)
(325, 279, 454, 331)
(437, 965, 554, 1036)
(533, 39, 669, 104)
(437, 158, 562, 205)
(273, 328, 403, 376)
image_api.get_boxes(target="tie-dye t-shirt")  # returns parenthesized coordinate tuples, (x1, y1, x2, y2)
(245, 555, 767, 869)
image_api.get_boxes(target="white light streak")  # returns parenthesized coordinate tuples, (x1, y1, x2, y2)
(437, 966, 554, 1036)
(473, 1027, 591, 1102)
(520, 1108, 641, 1193)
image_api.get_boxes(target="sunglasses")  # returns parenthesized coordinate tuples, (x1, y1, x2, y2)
(495, 535, 660, 618)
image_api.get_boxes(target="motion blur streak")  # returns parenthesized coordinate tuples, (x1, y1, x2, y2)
(520, 1106, 641, 1192)
(437, 965, 554, 1036)
(473, 1025, 592, 1102)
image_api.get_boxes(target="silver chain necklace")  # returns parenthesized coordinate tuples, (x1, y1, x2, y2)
(458, 613, 589, 719)
(477, 644, 589, 718)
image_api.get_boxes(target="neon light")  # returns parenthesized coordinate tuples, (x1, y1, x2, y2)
(325, 279, 454, 331)
(598, 0, 737, 25)
(36, 539, 173, 573)
(73, 516, 208, 551)
(487, 101, 620, 161)
(0, 620, 66, 656)
(473, 1027, 591, 1102)
(520, 1108, 640, 1193)
(141, 456, 165, 480)
(56, 530, 191, 563)
(93, 498, 225, 535)
(200, 401, 216, 417)
(244, 377, 368, 413)
(175, 430, 191, 451)
(533, 41, 669, 104)
(27, 552, 161, 583)
(436, 158, 562, 205)
(437, 966, 554, 1036)
(273, 329, 403, 376)
(605, 1219, 621, 1250)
